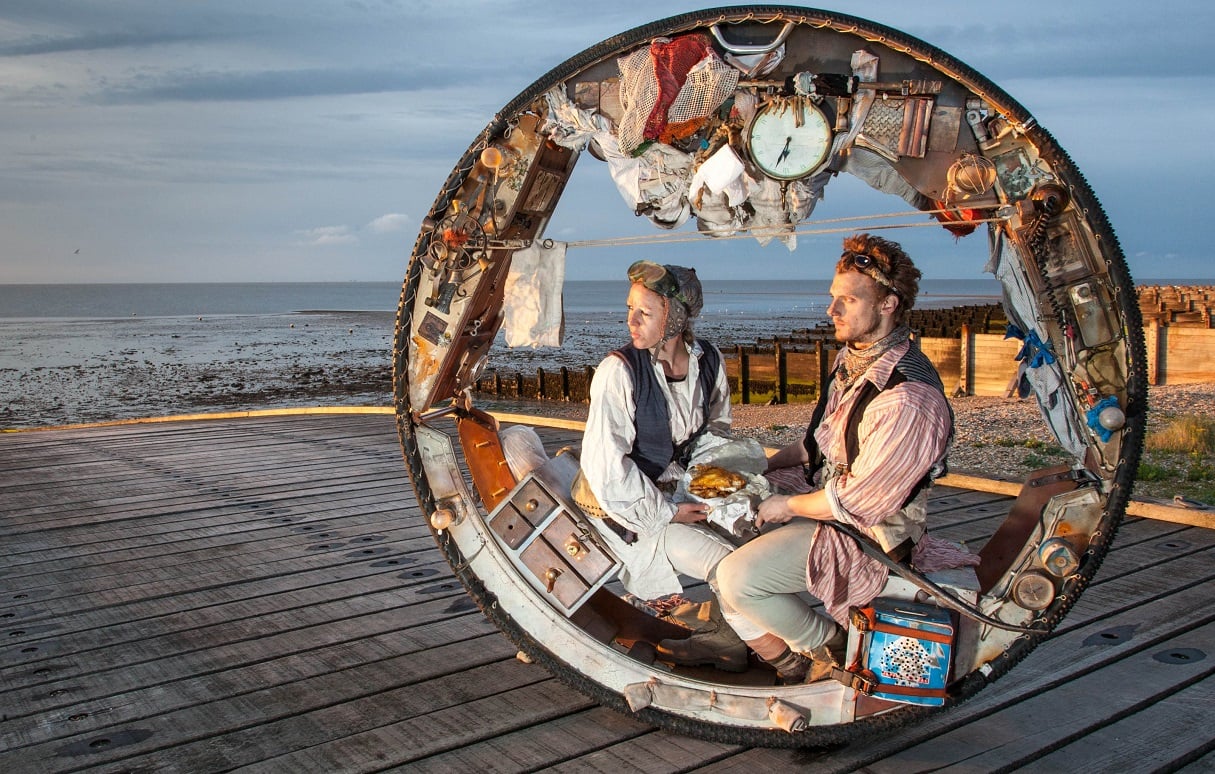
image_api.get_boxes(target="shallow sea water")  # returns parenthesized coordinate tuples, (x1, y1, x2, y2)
(0, 280, 1001, 429)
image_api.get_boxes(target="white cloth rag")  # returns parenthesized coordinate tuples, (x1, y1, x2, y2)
(503, 241, 566, 348)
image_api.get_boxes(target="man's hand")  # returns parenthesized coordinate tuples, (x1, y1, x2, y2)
(672, 501, 710, 523)
(756, 494, 795, 528)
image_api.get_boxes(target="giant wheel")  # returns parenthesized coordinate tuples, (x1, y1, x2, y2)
(392, 6, 1145, 746)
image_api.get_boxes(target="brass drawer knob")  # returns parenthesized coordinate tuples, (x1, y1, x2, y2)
(544, 567, 562, 593)
(564, 536, 586, 557)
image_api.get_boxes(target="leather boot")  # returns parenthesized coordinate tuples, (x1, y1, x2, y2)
(660, 599, 711, 629)
(804, 625, 848, 683)
(656, 600, 749, 673)
(763, 647, 811, 684)
(761, 625, 848, 684)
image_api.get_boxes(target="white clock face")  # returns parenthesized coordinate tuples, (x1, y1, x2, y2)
(748, 100, 833, 180)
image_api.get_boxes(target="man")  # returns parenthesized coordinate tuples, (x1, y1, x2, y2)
(714, 232, 954, 682)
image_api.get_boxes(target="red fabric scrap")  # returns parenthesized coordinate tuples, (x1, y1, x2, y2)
(644, 34, 711, 144)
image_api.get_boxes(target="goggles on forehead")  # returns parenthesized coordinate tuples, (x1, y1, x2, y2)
(628, 260, 690, 307)
(842, 250, 898, 295)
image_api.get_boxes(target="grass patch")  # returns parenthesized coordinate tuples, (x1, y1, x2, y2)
(1134, 454, 1215, 505)
(1146, 415, 1215, 455)
(1023, 453, 1050, 469)
(1130, 415, 1215, 505)
(1184, 483, 1215, 503)
(1137, 461, 1174, 482)
(1185, 462, 1215, 482)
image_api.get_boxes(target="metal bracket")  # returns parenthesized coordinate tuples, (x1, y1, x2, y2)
(710, 21, 794, 55)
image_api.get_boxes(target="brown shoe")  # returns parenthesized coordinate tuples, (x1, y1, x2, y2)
(656, 600, 748, 673)
(763, 648, 811, 683)
(804, 626, 848, 683)
(661, 600, 712, 630)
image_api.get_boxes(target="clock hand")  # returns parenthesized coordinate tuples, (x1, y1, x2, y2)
(776, 136, 792, 166)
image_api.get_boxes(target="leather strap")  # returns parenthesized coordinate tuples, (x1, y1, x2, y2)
(823, 520, 1042, 634)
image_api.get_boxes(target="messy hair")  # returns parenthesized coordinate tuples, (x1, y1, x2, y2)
(836, 232, 921, 324)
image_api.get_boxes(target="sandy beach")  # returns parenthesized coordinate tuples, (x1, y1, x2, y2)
(9, 342, 1208, 504)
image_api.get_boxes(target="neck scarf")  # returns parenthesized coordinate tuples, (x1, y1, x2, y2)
(836, 325, 911, 390)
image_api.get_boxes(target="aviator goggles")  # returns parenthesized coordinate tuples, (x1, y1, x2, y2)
(628, 260, 690, 308)
(842, 250, 899, 297)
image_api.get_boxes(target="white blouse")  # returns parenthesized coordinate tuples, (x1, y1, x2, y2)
(581, 340, 731, 537)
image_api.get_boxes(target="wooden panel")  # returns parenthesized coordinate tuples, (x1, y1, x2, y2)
(1030, 675, 1215, 771)
(969, 332, 1022, 396)
(919, 335, 961, 394)
(1162, 326, 1215, 384)
(457, 414, 516, 510)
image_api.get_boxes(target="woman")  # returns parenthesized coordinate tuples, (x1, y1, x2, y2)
(577, 260, 766, 672)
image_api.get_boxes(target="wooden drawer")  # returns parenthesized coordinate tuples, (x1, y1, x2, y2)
(487, 464, 621, 616)
(489, 501, 535, 549)
(487, 472, 558, 548)
(520, 533, 591, 612)
(538, 510, 617, 586)
(513, 478, 558, 521)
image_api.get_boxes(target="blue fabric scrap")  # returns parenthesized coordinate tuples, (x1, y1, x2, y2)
(1005, 324, 1056, 368)
(1086, 395, 1121, 443)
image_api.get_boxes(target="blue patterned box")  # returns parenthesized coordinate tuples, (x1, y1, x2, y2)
(853, 598, 954, 706)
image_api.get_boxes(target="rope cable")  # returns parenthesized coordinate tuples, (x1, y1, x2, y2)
(487, 207, 1006, 251)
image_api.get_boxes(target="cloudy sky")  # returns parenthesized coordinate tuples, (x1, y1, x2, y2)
(2, 0, 1211, 284)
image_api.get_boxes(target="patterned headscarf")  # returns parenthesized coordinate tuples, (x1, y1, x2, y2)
(628, 261, 704, 351)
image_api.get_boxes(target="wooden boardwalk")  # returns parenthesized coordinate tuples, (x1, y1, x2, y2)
(1, 413, 1212, 773)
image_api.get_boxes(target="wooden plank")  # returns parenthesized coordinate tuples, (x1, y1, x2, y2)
(1054, 547, 1214, 632)
(1, 488, 418, 566)
(2, 600, 497, 744)
(0, 460, 408, 527)
(1, 491, 416, 563)
(541, 728, 742, 772)
(5, 643, 547, 771)
(1178, 749, 1215, 773)
(0, 495, 421, 572)
(79, 666, 588, 772)
(919, 335, 962, 393)
(2, 564, 465, 690)
(859, 621, 1215, 772)
(939, 472, 1215, 529)
(399, 707, 656, 772)
(1029, 676, 1215, 771)
(969, 333, 1022, 396)
(1162, 326, 1215, 384)
(1, 532, 447, 646)
(1, 414, 1208, 772)
(0, 468, 406, 531)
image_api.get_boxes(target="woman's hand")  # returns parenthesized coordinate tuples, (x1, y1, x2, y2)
(755, 494, 795, 528)
(672, 501, 710, 523)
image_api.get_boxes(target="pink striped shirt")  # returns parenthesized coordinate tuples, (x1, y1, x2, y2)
(807, 339, 952, 623)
